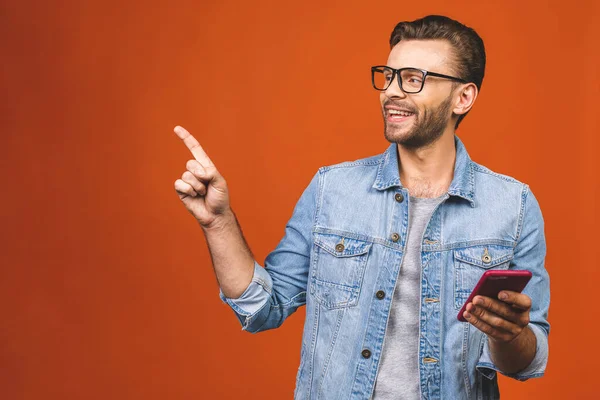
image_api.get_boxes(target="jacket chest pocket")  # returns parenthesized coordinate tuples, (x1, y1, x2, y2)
(310, 233, 372, 310)
(453, 244, 514, 309)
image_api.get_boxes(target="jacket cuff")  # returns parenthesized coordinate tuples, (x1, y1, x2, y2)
(476, 323, 548, 381)
(219, 262, 273, 331)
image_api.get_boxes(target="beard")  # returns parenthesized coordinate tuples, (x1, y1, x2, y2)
(383, 95, 454, 150)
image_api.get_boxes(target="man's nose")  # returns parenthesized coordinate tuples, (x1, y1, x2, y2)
(385, 75, 407, 99)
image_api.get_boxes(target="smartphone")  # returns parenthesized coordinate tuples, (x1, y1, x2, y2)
(457, 270, 532, 322)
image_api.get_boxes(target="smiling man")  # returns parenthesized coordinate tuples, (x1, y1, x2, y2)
(174, 15, 550, 399)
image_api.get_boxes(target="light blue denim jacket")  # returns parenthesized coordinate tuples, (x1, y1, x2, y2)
(220, 136, 550, 399)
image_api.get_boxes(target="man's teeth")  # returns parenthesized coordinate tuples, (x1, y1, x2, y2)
(389, 110, 413, 116)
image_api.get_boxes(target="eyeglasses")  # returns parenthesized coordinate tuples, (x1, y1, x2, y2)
(371, 66, 467, 93)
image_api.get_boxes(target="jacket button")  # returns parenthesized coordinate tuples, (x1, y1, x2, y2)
(482, 248, 491, 263)
(395, 193, 404, 203)
(335, 243, 345, 252)
(376, 290, 385, 299)
(361, 349, 372, 359)
(391, 233, 400, 242)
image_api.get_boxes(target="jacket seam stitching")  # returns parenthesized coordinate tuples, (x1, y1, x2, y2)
(471, 163, 524, 184)
(514, 184, 530, 244)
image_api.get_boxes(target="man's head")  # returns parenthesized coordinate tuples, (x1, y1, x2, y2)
(377, 15, 486, 148)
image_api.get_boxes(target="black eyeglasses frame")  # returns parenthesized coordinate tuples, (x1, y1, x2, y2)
(371, 65, 468, 94)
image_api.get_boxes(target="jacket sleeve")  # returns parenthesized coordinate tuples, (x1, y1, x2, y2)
(219, 171, 321, 333)
(477, 185, 550, 381)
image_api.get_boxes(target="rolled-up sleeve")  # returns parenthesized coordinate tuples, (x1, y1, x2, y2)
(218, 171, 321, 333)
(219, 261, 273, 329)
(477, 185, 550, 381)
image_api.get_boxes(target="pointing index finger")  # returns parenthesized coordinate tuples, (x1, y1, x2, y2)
(174, 125, 214, 167)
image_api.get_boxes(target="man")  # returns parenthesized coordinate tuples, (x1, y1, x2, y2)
(173, 15, 549, 399)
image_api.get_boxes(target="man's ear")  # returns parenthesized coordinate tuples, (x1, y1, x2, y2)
(453, 83, 478, 116)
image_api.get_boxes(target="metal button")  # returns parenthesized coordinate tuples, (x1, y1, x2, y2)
(361, 349, 372, 359)
(335, 243, 345, 252)
(482, 248, 491, 263)
(395, 193, 404, 203)
(391, 233, 400, 242)
(376, 290, 385, 300)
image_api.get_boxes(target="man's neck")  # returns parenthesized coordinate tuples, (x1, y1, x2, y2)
(397, 132, 456, 199)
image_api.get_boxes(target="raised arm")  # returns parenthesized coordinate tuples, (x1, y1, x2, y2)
(173, 125, 253, 298)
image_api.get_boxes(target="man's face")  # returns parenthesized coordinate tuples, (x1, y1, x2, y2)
(380, 40, 460, 149)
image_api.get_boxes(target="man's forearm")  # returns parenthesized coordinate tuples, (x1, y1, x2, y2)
(202, 209, 255, 299)
(489, 325, 537, 374)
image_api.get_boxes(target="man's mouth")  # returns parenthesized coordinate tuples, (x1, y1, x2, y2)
(386, 108, 415, 122)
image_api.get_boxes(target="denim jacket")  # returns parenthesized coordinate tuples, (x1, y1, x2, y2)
(220, 136, 550, 399)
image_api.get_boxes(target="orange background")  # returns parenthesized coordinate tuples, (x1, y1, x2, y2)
(1, 0, 598, 398)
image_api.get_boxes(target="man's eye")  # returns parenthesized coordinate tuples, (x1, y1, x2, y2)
(407, 77, 422, 84)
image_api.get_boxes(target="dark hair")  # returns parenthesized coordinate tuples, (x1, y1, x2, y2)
(389, 15, 486, 128)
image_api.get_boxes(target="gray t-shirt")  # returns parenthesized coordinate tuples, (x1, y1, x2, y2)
(372, 194, 445, 399)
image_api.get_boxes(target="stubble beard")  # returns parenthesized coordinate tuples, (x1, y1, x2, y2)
(383, 95, 454, 150)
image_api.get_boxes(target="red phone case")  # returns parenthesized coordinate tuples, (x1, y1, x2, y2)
(457, 270, 532, 322)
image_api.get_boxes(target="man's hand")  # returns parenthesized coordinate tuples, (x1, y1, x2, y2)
(463, 291, 531, 343)
(463, 291, 537, 373)
(173, 126, 231, 228)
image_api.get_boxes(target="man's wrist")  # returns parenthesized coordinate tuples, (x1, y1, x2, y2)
(488, 326, 536, 374)
(199, 208, 236, 232)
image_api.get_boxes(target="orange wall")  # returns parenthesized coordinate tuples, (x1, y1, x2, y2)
(1, 0, 598, 398)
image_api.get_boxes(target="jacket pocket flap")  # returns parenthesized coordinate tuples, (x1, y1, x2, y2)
(314, 233, 372, 258)
(454, 245, 514, 268)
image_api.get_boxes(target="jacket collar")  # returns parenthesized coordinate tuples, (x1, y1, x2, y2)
(372, 135, 475, 206)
